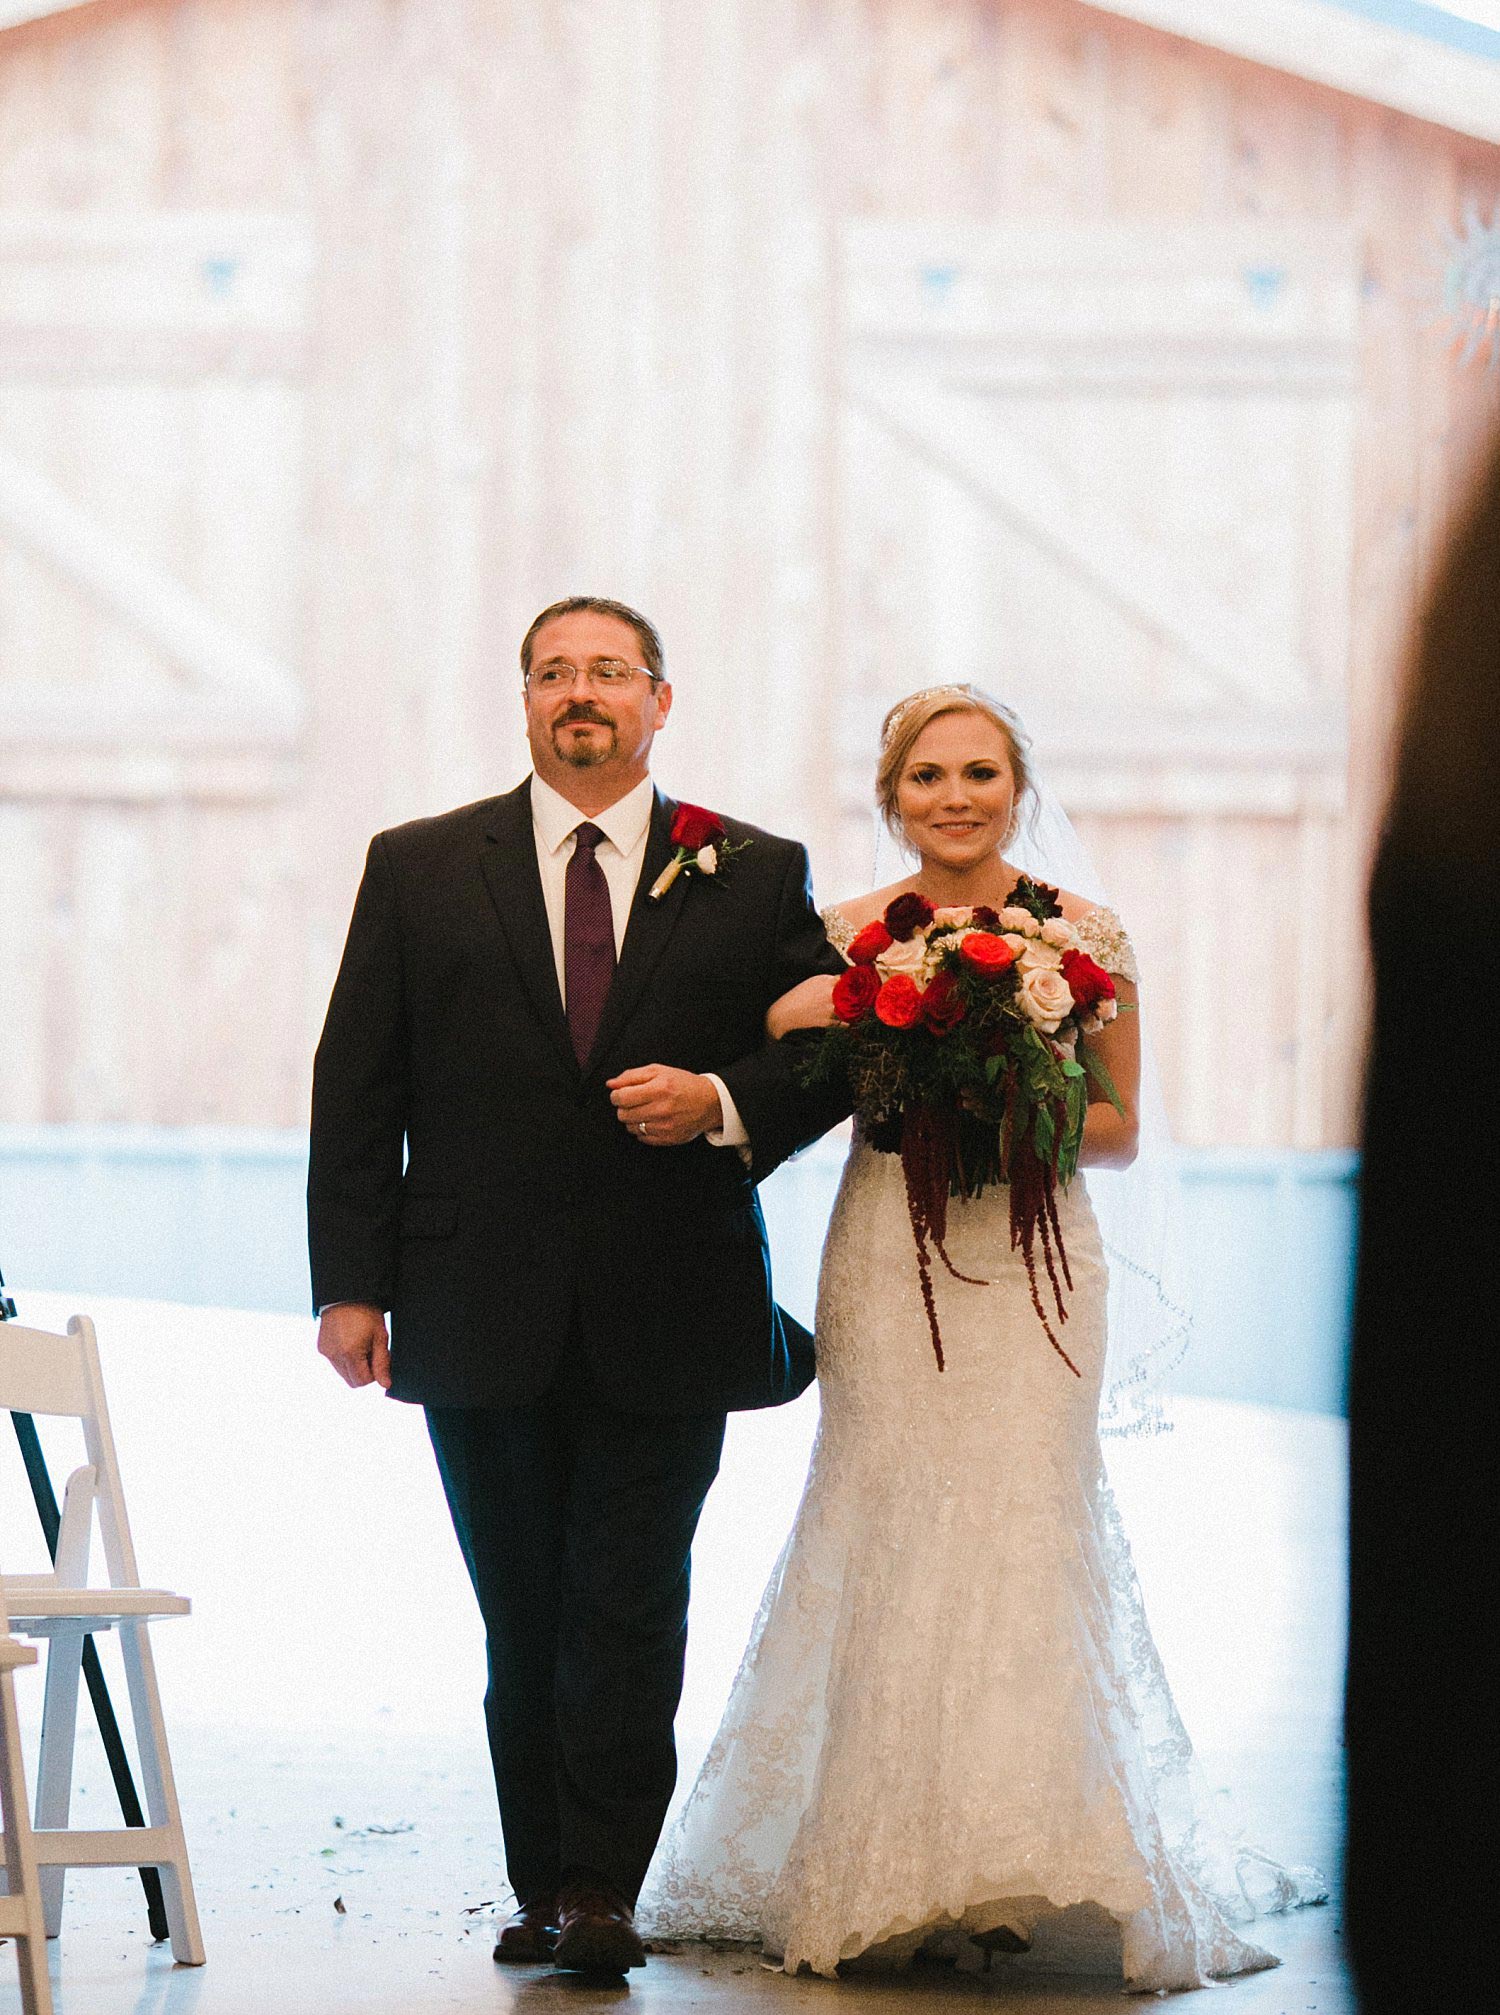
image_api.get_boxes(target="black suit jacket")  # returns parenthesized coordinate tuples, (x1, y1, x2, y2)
(307, 780, 848, 1412)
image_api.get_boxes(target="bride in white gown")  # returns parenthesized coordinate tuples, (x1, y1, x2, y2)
(641, 685, 1325, 1991)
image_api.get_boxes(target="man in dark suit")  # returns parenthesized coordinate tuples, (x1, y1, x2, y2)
(308, 596, 845, 1975)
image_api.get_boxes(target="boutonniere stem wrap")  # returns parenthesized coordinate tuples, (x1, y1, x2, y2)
(649, 802, 749, 900)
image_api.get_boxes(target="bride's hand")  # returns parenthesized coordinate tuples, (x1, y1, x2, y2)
(767, 974, 839, 1039)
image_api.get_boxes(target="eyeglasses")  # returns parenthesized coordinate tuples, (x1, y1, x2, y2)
(525, 657, 662, 693)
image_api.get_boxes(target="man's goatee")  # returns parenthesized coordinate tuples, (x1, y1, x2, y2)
(553, 719, 617, 767)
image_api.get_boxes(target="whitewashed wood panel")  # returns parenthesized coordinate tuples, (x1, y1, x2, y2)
(0, 207, 310, 798)
(838, 218, 1358, 796)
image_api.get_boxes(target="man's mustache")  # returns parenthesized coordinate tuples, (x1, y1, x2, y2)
(557, 706, 613, 728)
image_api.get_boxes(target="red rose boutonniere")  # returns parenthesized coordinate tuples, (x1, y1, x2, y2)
(648, 802, 750, 901)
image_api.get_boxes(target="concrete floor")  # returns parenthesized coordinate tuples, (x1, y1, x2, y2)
(4, 1294, 1348, 2014)
(16, 1726, 1347, 2015)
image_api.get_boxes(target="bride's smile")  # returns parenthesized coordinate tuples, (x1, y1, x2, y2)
(895, 711, 1018, 886)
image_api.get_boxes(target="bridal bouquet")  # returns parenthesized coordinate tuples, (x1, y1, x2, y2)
(800, 877, 1125, 1373)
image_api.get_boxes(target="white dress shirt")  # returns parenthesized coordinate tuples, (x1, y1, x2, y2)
(528, 772, 748, 1149)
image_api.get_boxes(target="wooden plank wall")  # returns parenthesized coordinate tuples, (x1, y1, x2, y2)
(0, 0, 1496, 1145)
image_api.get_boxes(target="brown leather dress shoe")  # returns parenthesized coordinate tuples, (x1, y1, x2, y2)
(552, 1879, 647, 1974)
(492, 1894, 560, 1964)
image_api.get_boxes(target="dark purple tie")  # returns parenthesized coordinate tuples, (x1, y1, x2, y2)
(565, 822, 616, 1064)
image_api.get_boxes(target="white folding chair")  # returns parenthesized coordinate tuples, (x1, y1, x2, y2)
(0, 1314, 203, 1966)
(1, 1583, 53, 2015)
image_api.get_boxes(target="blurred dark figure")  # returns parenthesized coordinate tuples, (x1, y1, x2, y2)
(1346, 435, 1500, 2012)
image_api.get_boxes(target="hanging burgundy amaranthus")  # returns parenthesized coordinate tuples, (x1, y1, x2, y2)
(802, 878, 1128, 1373)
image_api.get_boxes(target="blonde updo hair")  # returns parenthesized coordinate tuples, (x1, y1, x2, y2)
(876, 683, 1033, 848)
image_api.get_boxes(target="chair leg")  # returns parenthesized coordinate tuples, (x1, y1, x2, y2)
(118, 1621, 203, 1965)
(11, 1917, 53, 2015)
(34, 1630, 84, 1940)
(2, 1670, 56, 2015)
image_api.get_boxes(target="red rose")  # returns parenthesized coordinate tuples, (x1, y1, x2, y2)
(883, 892, 935, 941)
(670, 802, 725, 852)
(831, 965, 880, 1023)
(958, 932, 1015, 976)
(1060, 949, 1115, 1013)
(971, 905, 1001, 929)
(874, 974, 923, 1028)
(920, 970, 967, 1034)
(846, 920, 893, 965)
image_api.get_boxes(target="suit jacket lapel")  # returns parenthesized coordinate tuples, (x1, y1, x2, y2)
(477, 779, 578, 1077)
(584, 789, 689, 1076)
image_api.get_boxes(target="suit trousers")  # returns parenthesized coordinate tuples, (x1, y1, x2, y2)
(425, 1385, 726, 1907)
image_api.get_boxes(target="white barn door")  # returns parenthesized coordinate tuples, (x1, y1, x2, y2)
(0, 211, 311, 1123)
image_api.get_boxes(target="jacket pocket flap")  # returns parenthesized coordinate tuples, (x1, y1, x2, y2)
(401, 1195, 459, 1239)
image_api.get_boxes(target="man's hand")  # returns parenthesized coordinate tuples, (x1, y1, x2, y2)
(607, 1065, 723, 1146)
(317, 1302, 392, 1390)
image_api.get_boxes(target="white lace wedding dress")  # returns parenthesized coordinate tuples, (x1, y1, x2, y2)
(641, 907, 1325, 1991)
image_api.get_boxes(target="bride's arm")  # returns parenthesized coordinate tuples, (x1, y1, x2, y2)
(1077, 977, 1141, 1169)
(766, 974, 839, 1040)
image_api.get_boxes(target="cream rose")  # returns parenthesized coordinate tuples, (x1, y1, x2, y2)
(1079, 998, 1118, 1036)
(876, 933, 932, 981)
(1017, 938, 1064, 972)
(1018, 966, 1074, 1033)
(931, 906, 973, 929)
(999, 906, 1039, 936)
(1041, 917, 1077, 949)
(695, 845, 718, 874)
